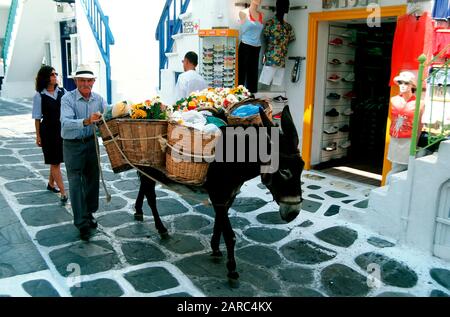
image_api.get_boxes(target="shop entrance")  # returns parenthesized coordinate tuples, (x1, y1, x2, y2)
(313, 20, 396, 186)
(302, 6, 407, 186)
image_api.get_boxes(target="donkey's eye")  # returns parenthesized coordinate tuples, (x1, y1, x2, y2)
(279, 169, 293, 180)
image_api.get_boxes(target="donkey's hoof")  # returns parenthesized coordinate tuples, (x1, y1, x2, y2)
(227, 272, 240, 288)
(134, 213, 144, 222)
(211, 250, 223, 257)
(159, 229, 169, 239)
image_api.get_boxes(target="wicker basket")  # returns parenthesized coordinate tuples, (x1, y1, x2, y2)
(117, 119, 168, 167)
(226, 98, 272, 126)
(103, 137, 132, 174)
(97, 118, 121, 141)
(165, 121, 219, 185)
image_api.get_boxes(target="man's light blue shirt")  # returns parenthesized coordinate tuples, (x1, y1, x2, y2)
(60, 89, 107, 140)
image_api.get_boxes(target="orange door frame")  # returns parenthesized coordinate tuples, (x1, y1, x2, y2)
(302, 5, 407, 185)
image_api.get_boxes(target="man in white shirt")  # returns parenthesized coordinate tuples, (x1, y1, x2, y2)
(175, 51, 207, 101)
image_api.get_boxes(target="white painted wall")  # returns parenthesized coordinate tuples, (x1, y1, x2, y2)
(0, 8, 9, 51)
(75, 0, 165, 103)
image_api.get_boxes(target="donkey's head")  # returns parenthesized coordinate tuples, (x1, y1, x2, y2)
(260, 105, 304, 222)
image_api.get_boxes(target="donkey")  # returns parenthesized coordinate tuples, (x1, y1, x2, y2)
(135, 105, 304, 282)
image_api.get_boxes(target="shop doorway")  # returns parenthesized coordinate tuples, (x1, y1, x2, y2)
(314, 20, 396, 186)
(302, 6, 407, 186)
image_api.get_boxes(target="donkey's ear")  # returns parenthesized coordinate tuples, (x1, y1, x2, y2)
(281, 105, 299, 148)
(259, 106, 274, 127)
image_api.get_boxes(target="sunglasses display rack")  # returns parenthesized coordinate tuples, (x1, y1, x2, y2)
(320, 24, 356, 163)
(199, 29, 239, 88)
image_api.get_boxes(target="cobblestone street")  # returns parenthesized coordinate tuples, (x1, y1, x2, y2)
(0, 98, 449, 297)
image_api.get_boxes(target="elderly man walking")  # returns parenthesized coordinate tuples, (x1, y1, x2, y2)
(60, 64, 107, 241)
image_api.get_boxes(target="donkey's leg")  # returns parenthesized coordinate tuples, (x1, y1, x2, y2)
(210, 206, 224, 257)
(222, 213, 239, 281)
(145, 179, 168, 237)
(134, 182, 145, 221)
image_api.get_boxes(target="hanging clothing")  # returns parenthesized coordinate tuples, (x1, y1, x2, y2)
(432, 27, 450, 60)
(390, 12, 433, 86)
(259, 65, 285, 86)
(389, 94, 417, 138)
(432, 0, 450, 20)
(238, 42, 261, 93)
(240, 10, 264, 47)
(262, 16, 295, 68)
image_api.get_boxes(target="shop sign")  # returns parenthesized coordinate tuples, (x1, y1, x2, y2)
(183, 20, 200, 34)
(322, 0, 379, 9)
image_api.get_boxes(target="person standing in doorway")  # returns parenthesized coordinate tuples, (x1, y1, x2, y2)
(238, 0, 264, 93)
(0, 58, 4, 92)
(32, 65, 68, 204)
(175, 51, 208, 101)
(386, 71, 424, 183)
(60, 64, 106, 241)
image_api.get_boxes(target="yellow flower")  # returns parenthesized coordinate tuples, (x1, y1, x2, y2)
(131, 109, 147, 119)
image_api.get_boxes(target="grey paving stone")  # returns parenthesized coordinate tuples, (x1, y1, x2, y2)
(229, 217, 251, 230)
(15, 191, 60, 205)
(236, 245, 282, 268)
(231, 197, 267, 213)
(98, 196, 128, 212)
(308, 194, 324, 200)
(21, 206, 72, 227)
(121, 241, 166, 265)
(3, 143, 35, 149)
(35, 224, 80, 247)
(176, 253, 227, 280)
(324, 191, 349, 199)
(0, 166, 36, 180)
(181, 191, 210, 206)
(123, 190, 169, 200)
(430, 268, 450, 291)
(257, 183, 267, 189)
(315, 226, 358, 248)
(102, 171, 123, 182)
(124, 267, 179, 293)
(298, 220, 314, 228)
(114, 223, 159, 239)
(367, 237, 395, 248)
(97, 212, 133, 228)
(355, 253, 418, 288)
(22, 155, 44, 162)
(0, 149, 13, 155)
(70, 279, 123, 297)
(198, 279, 256, 297)
(303, 174, 325, 181)
(430, 289, 449, 297)
(243, 227, 289, 244)
(174, 215, 211, 231)
(0, 242, 47, 278)
(49, 240, 120, 277)
(321, 263, 370, 297)
(159, 292, 192, 297)
(278, 266, 314, 285)
(5, 180, 47, 193)
(238, 261, 281, 293)
(307, 185, 321, 190)
(157, 233, 205, 254)
(0, 263, 16, 278)
(18, 148, 42, 156)
(194, 204, 215, 218)
(342, 199, 357, 204)
(154, 199, 189, 216)
(288, 286, 324, 297)
(22, 279, 60, 297)
(301, 199, 322, 213)
(280, 239, 337, 265)
(113, 179, 140, 191)
(256, 211, 286, 225)
(0, 156, 20, 165)
(376, 292, 415, 297)
(354, 199, 369, 209)
(324, 204, 340, 217)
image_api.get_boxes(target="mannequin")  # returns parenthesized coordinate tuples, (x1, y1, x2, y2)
(238, 0, 264, 93)
(259, 0, 295, 87)
(386, 71, 424, 183)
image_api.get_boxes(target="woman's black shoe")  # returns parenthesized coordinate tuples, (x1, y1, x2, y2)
(47, 184, 60, 193)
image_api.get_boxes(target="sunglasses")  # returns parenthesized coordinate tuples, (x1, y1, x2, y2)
(50, 72, 59, 77)
(397, 80, 411, 85)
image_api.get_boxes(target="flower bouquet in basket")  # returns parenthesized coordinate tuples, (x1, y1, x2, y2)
(116, 96, 169, 168)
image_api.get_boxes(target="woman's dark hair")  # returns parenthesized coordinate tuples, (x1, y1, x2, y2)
(35, 65, 57, 92)
(276, 0, 290, 23)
